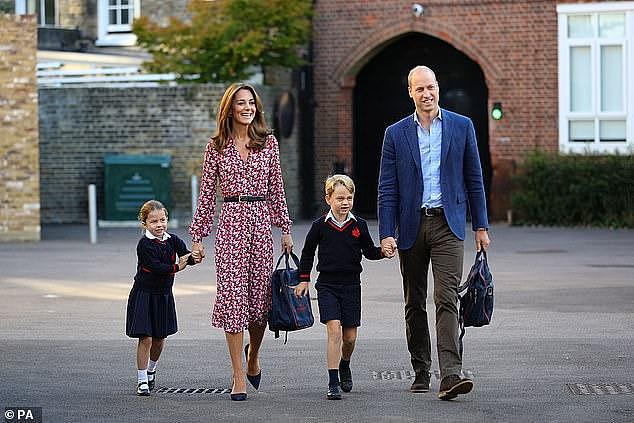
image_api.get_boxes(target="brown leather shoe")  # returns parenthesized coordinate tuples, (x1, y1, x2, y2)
(410, 371, 431, 393)
(438, 375, 473, 400)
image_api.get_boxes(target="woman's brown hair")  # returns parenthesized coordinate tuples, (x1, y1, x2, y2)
(211, 83, 272, 152)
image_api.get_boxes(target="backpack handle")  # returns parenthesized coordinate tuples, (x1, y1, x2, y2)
(457, 249, 488, 293)
(275, 251, 300, 270)
(476, 249, 487, 261)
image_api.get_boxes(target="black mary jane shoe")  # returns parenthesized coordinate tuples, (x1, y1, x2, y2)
(244, 344, 262, 390)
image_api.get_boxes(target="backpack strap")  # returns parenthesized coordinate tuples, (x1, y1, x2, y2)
(458, 313, 465, 357)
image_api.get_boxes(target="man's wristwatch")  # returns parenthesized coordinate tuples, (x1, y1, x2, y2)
(476, 228, 488, 232)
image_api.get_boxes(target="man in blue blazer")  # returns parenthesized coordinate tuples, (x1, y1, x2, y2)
(378, 65, 490, 400)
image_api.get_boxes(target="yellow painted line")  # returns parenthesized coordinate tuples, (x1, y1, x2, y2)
(1, 278, 216, 301)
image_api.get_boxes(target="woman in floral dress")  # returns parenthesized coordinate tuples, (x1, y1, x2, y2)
(189, 83, 293, 401)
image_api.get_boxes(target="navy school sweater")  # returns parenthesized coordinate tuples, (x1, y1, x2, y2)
(299, 215, 384, 285)
(133, 233, 195, 293)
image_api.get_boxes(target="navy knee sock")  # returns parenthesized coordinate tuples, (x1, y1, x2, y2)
(328, 369, 339, 387)
(339, 359, 350, 370)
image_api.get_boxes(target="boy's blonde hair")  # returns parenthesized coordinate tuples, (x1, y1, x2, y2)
(138, 200, 168, 225)
(325, 174, 355, 197)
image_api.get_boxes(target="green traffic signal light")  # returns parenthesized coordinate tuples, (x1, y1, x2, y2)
(491, 102, 503, 120)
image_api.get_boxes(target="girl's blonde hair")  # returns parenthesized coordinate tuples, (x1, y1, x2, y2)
(138, 200, 168, 225)
(211, 83, 272, 152)
(325, 174, 355, 197)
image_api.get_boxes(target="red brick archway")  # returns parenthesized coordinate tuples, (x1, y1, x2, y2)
(331, 19, 502, 170)
(328, 21, 505, 218)
(333, 20, 502, 89)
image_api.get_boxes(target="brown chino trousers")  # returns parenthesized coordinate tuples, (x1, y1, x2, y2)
(398, 212, 464, 379)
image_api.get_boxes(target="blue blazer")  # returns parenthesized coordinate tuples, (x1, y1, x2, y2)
(378, 109, 488, 250)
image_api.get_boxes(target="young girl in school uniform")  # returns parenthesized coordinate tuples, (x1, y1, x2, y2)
(126, 200, 197, 396)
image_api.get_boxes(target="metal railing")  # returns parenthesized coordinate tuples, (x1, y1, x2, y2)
(36, 66, 191, 87)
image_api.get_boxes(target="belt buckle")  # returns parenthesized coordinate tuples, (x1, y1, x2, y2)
(238, 195, 246, 202)
(424, 207, 432, 216)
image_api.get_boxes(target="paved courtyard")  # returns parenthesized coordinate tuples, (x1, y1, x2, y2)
(1, 222, 633, 422)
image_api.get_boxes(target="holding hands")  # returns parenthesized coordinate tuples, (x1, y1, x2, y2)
(191, 242, 205, 263)
(178, 253, 192, 270)
(381, 237, 397, 258)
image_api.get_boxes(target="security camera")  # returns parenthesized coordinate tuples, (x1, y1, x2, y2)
(412, 3, 424, 17)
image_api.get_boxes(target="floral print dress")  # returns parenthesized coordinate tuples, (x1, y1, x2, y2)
(189, 135, 292, 333)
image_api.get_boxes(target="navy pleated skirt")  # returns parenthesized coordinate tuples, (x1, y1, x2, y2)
(126, 286, 177, 338)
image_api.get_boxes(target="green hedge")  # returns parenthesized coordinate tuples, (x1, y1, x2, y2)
(511, 151, 634, 228)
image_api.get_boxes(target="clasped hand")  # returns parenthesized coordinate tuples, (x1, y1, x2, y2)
(191, 242, 205, 263)
(381, 237, 397, 258)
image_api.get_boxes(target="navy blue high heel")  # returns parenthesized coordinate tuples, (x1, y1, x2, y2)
(230, 378, 247, 401)
(244, 344, 262, 390)
(230, 392, 247, 401)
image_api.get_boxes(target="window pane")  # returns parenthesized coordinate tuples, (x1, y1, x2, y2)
(569, 121, 594, 143)
(599, 13, 625, 38)
(600, 121, 626, 142)
(570, 46, 592, 112)
(121, 0, 129, 5)
(601, 45, 623, 112)
(109, 9, 117, 25)
(568, 15, 593, 38)
(121, 8, 129, 25)
(109, 0, 117, 6)
(26, 0, 36, 14)
(44, 0, 55, 25)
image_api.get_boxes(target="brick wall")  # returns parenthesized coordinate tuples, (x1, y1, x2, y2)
(0, 14, 40, 241)
(58, 0, 97, 40)
(313, 0, 564, 219)
(38, 83, 301, 225)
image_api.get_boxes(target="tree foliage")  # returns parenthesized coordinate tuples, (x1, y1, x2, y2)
(133, 0, 312, 83)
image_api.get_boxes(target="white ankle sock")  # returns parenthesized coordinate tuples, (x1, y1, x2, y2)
(138, 369, 148, 383)
(148, 360, 158, 373)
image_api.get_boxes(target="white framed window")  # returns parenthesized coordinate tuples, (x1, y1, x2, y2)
(15, 0, 57, 26)
(557, 2, 634, 153)
(95, 0, 141, 47)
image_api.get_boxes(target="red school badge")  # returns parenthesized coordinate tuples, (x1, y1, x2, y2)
(351, 227, 361, 238)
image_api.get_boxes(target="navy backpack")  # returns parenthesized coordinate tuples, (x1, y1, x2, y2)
(458, 249, 494, 343)
(268, 252, 314, 343)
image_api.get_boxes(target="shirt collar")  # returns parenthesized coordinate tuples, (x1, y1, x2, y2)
(413, 108, 442, 127)
(145, 230, 171, 241)
(325, 210, 356, 226)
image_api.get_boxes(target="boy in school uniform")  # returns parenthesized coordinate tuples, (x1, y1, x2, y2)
(295, 174, 390, 400)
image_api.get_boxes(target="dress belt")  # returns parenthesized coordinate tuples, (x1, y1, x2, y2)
(224, 195, 266, 202)
(422, 207, 444, 216)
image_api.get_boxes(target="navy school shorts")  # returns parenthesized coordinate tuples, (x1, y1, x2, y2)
(315, 282, 361, 327)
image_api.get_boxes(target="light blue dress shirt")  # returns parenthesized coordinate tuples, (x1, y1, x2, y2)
(414, 110, 443, 208)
